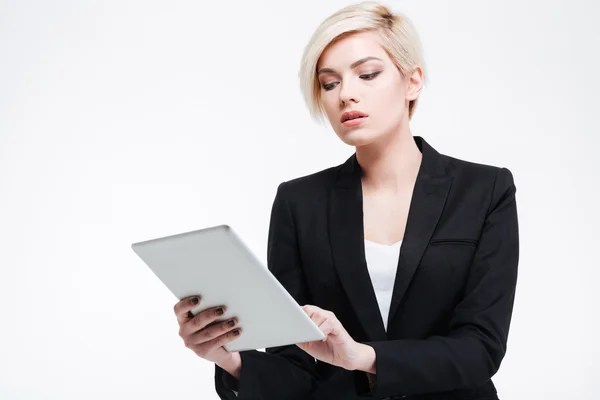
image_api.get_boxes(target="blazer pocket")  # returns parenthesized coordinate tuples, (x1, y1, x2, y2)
(429, 238, 478, 247)
(420, 239, 478, 281)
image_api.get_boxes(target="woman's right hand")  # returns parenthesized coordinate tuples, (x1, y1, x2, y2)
(174, 295, 242, 369)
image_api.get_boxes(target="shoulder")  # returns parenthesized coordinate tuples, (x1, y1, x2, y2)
(442, 153, 514, 184)
(273, 161, 343, 206)
(438, 152, 517, 210)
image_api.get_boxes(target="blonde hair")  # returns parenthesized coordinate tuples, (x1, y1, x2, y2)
(299, 1, 426, 123)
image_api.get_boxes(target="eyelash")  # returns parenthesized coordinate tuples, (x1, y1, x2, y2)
(322, 71, 381, 91)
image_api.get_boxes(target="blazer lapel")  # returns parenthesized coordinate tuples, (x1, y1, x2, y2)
(387, 137, 452, 328)
(327, 136, 452, 341)
(328, 153, 387, 342)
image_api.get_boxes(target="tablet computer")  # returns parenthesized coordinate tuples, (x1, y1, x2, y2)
(131, 224, 325, 352)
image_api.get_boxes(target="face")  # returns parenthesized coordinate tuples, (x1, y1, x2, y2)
(316, 30, 422, 147)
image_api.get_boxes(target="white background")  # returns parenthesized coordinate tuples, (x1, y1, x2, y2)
(1, 0, 599, 398)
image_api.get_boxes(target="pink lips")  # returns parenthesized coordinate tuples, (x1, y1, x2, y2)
(341, 110, 368, 123)
(341, 110, 368, 127)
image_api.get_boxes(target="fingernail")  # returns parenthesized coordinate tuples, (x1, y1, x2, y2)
(233, 329, 240, 336)
(216, 308, 224, 316)
(191, 297, 199, 305)
(227, 320, 235, 327)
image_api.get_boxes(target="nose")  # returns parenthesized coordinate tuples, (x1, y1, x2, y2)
(338, 80, 360, 106)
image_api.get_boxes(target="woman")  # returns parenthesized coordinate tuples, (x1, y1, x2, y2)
(173, 2, 519, 399)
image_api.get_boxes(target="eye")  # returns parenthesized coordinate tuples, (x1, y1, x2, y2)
(322, 82, 338, 91)
(360, 71, 381, 80)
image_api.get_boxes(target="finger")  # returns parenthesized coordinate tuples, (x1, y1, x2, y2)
(174, 296, 201, 324)
(303, 305, 328, 325)
(192, 328, 242, 358)
(182, 306, 227, 336)
(310, 311, 328, 328)
(304, 306, 337, 324)
(302, 305, 324, 321)
(186, 318, 239, 346)
(301, 305, 322, 317)
(318, 319, 336, 338)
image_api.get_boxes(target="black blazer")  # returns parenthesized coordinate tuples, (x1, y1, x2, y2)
(214, 136, 519, 400)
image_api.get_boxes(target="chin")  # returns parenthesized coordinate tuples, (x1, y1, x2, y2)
(335, 128, 379, 147)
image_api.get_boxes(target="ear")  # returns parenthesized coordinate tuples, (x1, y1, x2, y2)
(405, 66, 424, 101)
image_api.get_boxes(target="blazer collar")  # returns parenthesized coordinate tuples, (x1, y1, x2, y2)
(328, 136, 453, 341)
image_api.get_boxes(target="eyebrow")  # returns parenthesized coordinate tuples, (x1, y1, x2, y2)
(317, 56, 383, 75)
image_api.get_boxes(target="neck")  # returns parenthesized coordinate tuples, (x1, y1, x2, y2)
(355, 126, 422, 192)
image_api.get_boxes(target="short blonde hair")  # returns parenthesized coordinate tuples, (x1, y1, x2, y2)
(299, 1, 426, 123)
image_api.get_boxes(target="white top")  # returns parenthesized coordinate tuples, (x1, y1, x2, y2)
(364, 239, 402, 332)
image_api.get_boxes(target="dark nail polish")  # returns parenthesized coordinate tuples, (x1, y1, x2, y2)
(216, 308, 224, 316)
(191, 297, 199, 305)
(228, 320, 235, 327)
(233, 329, 240, 336)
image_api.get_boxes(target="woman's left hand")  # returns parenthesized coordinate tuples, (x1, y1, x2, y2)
(296, 305, 367, 371)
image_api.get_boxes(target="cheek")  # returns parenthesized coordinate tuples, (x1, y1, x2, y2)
(320, 94, 338, 119)
(378, 83, 405, 108)
(370, 85, 406, 124)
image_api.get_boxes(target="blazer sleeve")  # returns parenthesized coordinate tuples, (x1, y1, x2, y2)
(356, 167, 520, 398)
(214, 181, 320, 400)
